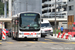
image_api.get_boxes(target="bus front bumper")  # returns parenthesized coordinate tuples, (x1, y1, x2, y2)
(18, 35, 41, 38)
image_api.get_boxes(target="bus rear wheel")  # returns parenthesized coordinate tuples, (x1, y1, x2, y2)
(12, 36, 15, 40)
(17, 38, 21, 41)
(11, 34, 15, 40)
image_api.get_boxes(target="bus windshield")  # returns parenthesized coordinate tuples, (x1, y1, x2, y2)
(20, 13, 40, 31)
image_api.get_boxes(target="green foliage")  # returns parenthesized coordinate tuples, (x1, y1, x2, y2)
(0, 1, 4, 15)
(53, 29, 61, 34)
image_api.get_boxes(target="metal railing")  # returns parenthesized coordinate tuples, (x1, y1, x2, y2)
(0, 15, 9, 18)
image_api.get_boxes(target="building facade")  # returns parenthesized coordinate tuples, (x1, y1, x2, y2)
(42, 0, 68, 29)
(12, 0, 42, 15)
(67, 0, 75, 28)
(1, 0, 42, 29)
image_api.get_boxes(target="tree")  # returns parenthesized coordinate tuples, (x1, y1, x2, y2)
(0, 0, 4, 15)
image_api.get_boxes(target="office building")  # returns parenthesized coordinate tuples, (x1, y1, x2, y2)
(42, 0, 68, 28)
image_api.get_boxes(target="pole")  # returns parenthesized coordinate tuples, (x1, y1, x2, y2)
(47, 0, 49, 18)
(9, 0, 12, 17)
(4, 1, 7, 18)
(19, 2, 21, 12)
(61, 0, 62, 18)
(26, 0, 27, 11)
(50, 2, 52, 18)
(55, 0, 56, 36)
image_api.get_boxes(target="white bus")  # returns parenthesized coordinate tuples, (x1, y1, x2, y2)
(11, 12, 41, 41)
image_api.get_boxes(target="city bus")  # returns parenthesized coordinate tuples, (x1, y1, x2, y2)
(11, 12, 41, 41)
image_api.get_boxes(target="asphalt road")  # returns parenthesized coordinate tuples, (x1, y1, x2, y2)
(0, 36, 75, 50)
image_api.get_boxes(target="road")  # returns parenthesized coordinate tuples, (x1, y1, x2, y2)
(0, 36, 75, 50)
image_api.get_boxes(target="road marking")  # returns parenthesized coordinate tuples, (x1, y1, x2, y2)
(48, 40, 52, 41)
(28, 41, 36, 43)
(60, 42, 71, 44)
(0, 43, 2, 44)
(45, 39, 50, 40)
(44, 39, 52, 41)
(62, 43, 71, 44)
(6, 42, 13, 44)
(4, 41, 75, 44)
(70, 42, 75, 44)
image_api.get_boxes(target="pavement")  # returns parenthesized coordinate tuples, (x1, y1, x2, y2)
(0, 35, 75, 50)
(0, 36, 75, 50)
(46, 33, 75, 41)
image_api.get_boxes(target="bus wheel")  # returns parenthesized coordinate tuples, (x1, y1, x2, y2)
(11, 33, 14, 39)
(12, 36, 15, 40)
(35, 38, 38, 41)
(0, 36, 2, 40)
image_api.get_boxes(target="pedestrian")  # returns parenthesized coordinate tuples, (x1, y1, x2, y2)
(60, 26, 64, 33)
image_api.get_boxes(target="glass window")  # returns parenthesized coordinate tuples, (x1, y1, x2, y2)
(41, 23, 51, 27)
(69, 5, 74, 11)
(69, 0, 73, 2)
(20, 13, 40, 31)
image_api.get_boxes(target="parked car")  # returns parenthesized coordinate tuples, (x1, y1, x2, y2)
(41, 21, 53, 37)
(6, 29, 9, 36)
(8, 29, 12, 37)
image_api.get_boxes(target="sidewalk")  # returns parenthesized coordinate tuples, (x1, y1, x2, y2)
(52, 33, 68, 38)
(46, 33, 75, 41)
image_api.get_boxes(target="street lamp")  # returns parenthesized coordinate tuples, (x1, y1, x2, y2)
(55, 0, 56, 36)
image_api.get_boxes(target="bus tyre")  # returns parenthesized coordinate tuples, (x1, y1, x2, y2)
(35, 38, 38, 41)
(11, 34, 15, 40)
(12, 36, 15, 40)
(0, 36, 1, 40)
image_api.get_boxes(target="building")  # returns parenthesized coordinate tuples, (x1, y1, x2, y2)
(67, 0, 75, 28)
(1, 0, 12, 29)
(1, 0, 42, 29)
(42, 0, 68, 29)
(12, 0, 42, 15)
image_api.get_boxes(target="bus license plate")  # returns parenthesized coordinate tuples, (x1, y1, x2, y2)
(27, 35, 33, 36)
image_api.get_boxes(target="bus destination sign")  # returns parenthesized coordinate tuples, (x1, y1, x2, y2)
(24, 14, 36, 16)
